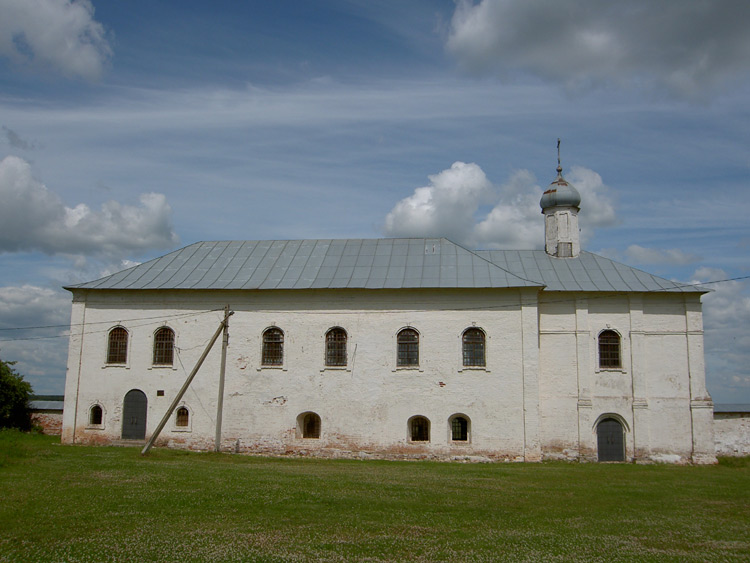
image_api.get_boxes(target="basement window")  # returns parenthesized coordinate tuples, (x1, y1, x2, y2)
(176, 406, 189, 427)
(89, 404, 103, 426)
(409, 416, 430, 442)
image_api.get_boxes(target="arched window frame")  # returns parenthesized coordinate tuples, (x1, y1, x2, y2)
(448, 414, 471, 443)
(152, 326, 175, 367)
(598, 329, 622, 370)
(324, 327, 348, 367)
(106, 326, 129, 365)
(461, 327, 486, 368)
(408, 415, 430, 442)
(396, 327, 420, 369)
(261, 327, 285, 367)
(173, 404, 191, 432)
(87, 403, 105, 429)
(297, 411, 321, 439)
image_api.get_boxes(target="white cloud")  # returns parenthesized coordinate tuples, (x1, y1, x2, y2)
(447, 0, 750, 98)
(625, 245, 700, 265)
(691, 267, 750, 402)
(383, 161, 493, 244)
(385, 161, 617, 250)
(0, 0, 111, 80)
(0, 155, 178, 258)
(473, 169, 544, 249)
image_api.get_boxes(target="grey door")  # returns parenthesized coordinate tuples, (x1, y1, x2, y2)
(597, 418, 625, 461)
(122, 389, 147, 440)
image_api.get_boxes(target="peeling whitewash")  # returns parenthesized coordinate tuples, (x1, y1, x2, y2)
(61, 286, 716, 464)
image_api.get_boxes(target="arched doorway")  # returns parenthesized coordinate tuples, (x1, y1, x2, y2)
(597, 417, 625, 461)
(122, 389, 147, 440)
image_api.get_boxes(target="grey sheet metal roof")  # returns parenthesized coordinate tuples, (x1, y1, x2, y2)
(29, 400, 64, 411)
(66, 239, 543, 291)
(65, 239, 705, 293)
(714, 404, 750, 414)
(474, 250, 704, 293)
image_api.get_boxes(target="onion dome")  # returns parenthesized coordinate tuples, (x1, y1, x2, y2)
(540, 147, 581, 210)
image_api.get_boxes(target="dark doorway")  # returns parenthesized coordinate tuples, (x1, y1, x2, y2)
(597, 418, 625, 461)
(122, 389, 147, 440)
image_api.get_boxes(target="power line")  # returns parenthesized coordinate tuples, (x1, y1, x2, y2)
(0, 275, 747, 343)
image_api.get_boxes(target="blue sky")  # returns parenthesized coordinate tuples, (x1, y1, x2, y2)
(0, 0, 748, 403)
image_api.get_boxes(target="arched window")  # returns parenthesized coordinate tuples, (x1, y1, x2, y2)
(462, 328, 486, 367)
(598, 330, 621, 369)
(153, 327, 175, 366)
(300, 412, 321, 439)
(409, 416, 430, 442)
(597, 417, 625, 461)
(450, 415, 469, 442)
(89, 404, 103, 426)
(107, 327, 128, 364)
(397, 328, 419, 367)
(262, 328, 284, 366)
(176, 406, 189, 427)
(325, 328, 347, 367)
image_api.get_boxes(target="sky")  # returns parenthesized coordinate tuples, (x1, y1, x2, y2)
(0, 0, 748, 403)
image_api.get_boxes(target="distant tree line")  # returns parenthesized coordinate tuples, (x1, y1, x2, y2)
(0, 356, 33, 431)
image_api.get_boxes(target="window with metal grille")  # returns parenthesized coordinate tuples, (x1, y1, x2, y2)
(107, 327, 128, 364)
(397, 328, 419, 367)
(262, 327, 284, 366)
(325, 328, 347, 366)
(89, 405, 103, 426)
(153, 327, 175, 366)
(598, 330, 621, 369)
(176, 406, 189, 427)
(302, 412, 321, 439)
(451, 416, 468, 441)
(410, 416, 430, 442)
(462, 328, 486, 367)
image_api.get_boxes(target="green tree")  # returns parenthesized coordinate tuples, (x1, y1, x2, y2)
(0, 356, 33, 430)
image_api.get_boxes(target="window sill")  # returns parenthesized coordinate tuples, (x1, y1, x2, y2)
(596, 368, 627, 374)
(102, 363, 128, 369)
(86, 424, 105, 430)
(257, 365, 287, 372)
(148, 365, 177, 371)
(172, 427, 191, 433)
(393, 366, 423, 373)
(320, 366, 350, 373)
(458, 366, 490, 373)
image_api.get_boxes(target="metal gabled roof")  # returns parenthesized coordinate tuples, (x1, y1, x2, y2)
(66, 239, 543, 291)
(474, 250, 705, 293)
(65, 239, 705, 294)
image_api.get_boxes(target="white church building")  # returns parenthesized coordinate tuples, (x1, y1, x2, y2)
(61, 161, 716, 463)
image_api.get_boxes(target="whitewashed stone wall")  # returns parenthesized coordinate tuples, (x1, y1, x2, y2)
(61, 287, 715, 463)
(714, 413, 750, 456)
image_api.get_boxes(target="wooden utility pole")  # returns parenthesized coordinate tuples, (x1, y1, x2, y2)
(214, 305, 230, 452)
(141, 307, 233, 455)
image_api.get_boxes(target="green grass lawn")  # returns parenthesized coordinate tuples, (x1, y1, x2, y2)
(1, 430, 748, 562)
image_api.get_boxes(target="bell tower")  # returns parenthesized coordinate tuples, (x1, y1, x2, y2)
(540, 140, 581, 257)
